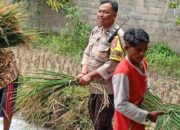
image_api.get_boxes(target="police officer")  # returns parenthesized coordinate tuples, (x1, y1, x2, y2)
(77, 0, 125, 130)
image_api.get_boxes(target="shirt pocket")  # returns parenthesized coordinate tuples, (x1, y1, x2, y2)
(88, 35, 99, 52)
(95, 44, 110, 63)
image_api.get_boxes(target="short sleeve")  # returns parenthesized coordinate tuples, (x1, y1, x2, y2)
(109, 36, 124, 62)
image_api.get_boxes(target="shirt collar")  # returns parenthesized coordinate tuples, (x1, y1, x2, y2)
(98, 23, 116, 34)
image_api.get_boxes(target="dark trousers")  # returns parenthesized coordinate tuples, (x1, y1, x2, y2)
(88, 94, 114, 130)
(0, 78, 18, 118)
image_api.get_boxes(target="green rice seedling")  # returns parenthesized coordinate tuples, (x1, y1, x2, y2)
(16, 70, 93, 130)
(141, 89, 180, 130)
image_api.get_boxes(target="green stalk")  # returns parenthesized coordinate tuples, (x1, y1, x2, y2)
(141, 89, 180, 130)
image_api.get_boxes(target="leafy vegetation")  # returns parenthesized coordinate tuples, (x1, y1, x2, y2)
(16, 70, 93, 130)
(37, 39, 180, 78)
(17, 0, 91, 60)
(13, 0, 74, 12)
(36, 20, 91, 60)
(46, 0, 72, 12)
(146, 43, 180, 78)
(169, 0, 179, 9)
(175, 17, 180, 25)
(13, 0, 91, 59)
(168, 0, 180, 25)
(141, 90, 180, 130)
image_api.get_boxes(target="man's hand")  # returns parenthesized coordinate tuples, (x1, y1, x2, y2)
(76, 73, 85, 79)
(78, 74, 91, 86)
(148, 111, 164, 122)
(76, 70, 100, 86)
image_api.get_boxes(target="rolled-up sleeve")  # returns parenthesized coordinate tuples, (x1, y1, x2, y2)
(113, 74, 148, 124)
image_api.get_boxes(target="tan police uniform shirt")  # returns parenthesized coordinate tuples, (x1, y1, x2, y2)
(0, 48, 19, 88)
(81, 25, 124, 94)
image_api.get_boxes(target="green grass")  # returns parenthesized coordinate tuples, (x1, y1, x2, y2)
(146, 43, 180, 78)
(141, 90, 180, 130)
(36, 34, 86, 61)
(35, 20, 180, 79)
(36, 20, 91, 61)
(16, 71, 92, 129)
(37, 34, 180, 79)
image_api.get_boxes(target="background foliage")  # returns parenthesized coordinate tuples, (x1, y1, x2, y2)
(13, 0, 73, 12)
(146, 43, 180, 78)
(169, 0, 180, 25)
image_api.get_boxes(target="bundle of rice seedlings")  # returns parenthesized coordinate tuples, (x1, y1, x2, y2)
(15, 70, 93, 130)
(0, 1, 37, 48)
(141, 89, 180, 130)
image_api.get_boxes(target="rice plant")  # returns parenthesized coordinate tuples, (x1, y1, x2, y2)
(15, 70, 93, 130)
(0, 1, 38, 48)
(141, 89, 180, 130)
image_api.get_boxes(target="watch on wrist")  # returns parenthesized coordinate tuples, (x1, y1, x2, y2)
(146, 113, 151, 121)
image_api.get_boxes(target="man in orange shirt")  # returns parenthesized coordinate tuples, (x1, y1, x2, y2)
(113, 28, 164, 130)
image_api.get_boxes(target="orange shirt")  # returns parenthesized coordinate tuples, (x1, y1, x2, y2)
(113, 57, 148, 130)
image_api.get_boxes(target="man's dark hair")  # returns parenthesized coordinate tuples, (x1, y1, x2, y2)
(124, 28, 150, 47)
(100, 0, 118, 13)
